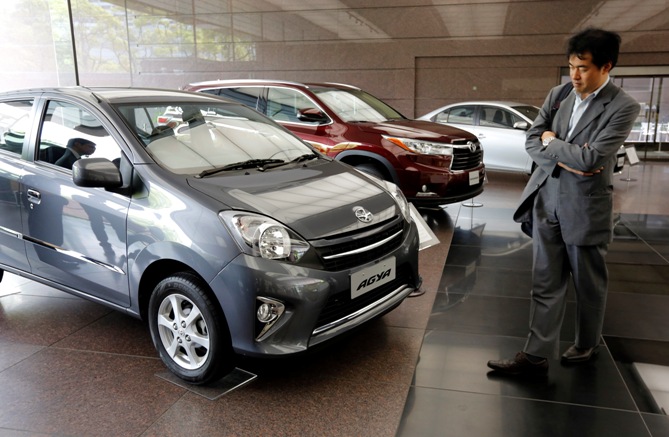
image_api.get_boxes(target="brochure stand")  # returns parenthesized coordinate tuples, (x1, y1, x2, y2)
(462, 197, 483, 207)
(621, 145, 639, 182)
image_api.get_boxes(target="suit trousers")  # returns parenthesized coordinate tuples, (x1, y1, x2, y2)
(524, 176, 609, 359)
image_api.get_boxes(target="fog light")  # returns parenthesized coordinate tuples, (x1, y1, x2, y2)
(257, 302, 278, 323)
(255, 297, 285, 341)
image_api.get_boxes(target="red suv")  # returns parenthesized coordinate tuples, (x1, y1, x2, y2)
(183, 80, 485, 206)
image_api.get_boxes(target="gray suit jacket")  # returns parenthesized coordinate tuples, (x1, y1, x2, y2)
(513, 81, 640, 246)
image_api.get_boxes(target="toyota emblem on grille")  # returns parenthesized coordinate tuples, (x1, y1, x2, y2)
(353, 206, 374, 223)
(467, 141, 478, 153)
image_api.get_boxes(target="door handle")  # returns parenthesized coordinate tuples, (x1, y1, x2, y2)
(27, 188, 42, 205)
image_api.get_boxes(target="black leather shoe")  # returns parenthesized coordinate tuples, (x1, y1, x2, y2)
(487, 351, 548, 376)
(561, 345, 598, 363)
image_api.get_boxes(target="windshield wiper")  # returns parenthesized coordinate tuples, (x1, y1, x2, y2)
(196, 159, 285, 178)
(291, 153, 319, 163)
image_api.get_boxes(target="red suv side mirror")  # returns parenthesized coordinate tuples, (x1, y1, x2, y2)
(297, 108, 328, 123)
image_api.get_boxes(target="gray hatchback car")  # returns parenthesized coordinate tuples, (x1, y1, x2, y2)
(0, 87, 420, 384)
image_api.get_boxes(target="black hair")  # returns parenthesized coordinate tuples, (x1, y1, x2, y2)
(567, 28, 621, 69)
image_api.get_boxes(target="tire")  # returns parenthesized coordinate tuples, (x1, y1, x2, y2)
(148, 273, 234, 384)
(354, 163, 387, 180)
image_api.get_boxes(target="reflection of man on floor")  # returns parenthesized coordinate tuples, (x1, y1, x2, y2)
(55, 138, 96, 169)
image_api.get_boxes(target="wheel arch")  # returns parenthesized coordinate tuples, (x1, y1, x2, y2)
(129, 240, 231, 321)
(137, 259, 202, 321)
(336, 150, 400, 184)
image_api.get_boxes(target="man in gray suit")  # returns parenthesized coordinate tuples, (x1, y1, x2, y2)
(488, 28, 640, 375)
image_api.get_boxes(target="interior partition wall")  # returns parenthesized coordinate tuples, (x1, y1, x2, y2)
(2, 0, 669, 121)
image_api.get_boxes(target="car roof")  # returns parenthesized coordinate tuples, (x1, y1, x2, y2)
(0, 86, 227, 105)
(439, 101, 536, 108)
(185, 79, 361, 91)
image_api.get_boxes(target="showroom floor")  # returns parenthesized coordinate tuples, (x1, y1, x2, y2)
(1, 163, 668, 436)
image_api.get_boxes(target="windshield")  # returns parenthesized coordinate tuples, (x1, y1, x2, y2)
(115, 102, 315, 175)
(512, 105, 540, 121)
(312, 87, 405, 122)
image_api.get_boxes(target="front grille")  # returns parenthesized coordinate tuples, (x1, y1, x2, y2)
(451, 141, 483, 171)
(314, 220, 405, 271)
(314, 264, 413, 330)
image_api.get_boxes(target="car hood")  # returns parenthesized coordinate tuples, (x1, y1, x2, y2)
(187, 161, 399, 240)
(354, 119, 476, 142)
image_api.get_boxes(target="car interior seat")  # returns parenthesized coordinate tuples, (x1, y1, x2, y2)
(492, 110, 505, 126)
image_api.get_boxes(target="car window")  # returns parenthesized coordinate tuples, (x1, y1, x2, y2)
(116, 102, 314, 175)
(512, 105, 540, 122)
(0, 99, 34, 155)
(438, 106, 475, 125)
(266, 87, 317, 124)
(218, 87, 263, 112)
(312, 87, 404, 122)
(37, 100, 122, 169)
(480, 106, 516, 128)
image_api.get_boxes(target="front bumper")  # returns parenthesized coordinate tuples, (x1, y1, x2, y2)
(209, 220, 420, 357)
(402, 165, 486, 206)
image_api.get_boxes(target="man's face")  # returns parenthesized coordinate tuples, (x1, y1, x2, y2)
(83, 142, 96, 155)
(569, 53, 611, 98)
(75, 140, 96, 156)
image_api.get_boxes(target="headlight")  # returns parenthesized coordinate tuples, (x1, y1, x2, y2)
(384, 136, 453, 156)
(385, 181, 411, 221)
(219, 212, 309, 262)
(356, 170, 411, 222)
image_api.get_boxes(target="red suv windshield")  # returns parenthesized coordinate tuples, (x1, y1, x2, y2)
(311, 87, 405, 122)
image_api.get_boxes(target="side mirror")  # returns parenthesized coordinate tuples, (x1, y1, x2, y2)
(513, 121, 529, 130)
(297, 108, 329, 123)
(72, 158, 122, 189)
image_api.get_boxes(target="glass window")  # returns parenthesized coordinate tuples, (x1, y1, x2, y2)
(481, 106, 515, 128)
(37, 101, 121, 169)
(439, 106, 475, 125)
(115, 102, 313, 175)
(512, 105, 540, 122)
(312, 87, 404, 122)
(219, 87, 263, 111)
(267, 87, 317, 123)
(0, 100, 34, 155)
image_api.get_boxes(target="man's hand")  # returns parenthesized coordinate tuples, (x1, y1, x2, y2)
(557, 162, 604, 176)
(541, 131, 557, 142)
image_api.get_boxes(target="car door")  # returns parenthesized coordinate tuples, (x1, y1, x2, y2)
(0, 98, 33, 273)
(20, 97, 131, 306)
(476, 106, 532, 173)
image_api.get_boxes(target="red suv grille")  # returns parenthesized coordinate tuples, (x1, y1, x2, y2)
(451, 142, 483, 170)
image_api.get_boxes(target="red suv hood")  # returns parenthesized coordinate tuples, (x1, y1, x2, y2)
(355, 119, 476, 142)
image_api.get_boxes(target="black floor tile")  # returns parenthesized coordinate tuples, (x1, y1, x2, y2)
(607, 239, 668, 265)
(609, 263, 669, 284)
(413, 331, 636, 411)
(621, 214, 669, 244)
(427, 292, 577, 341)
(605, 336, 669, 415)
(605, 293, 669, 341)
(643, 413, 669, 437)
(438, 265, 532, 298)
(398, 387, 648, 437)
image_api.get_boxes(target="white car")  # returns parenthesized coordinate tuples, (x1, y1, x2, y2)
(419, 101, 627, 175)
(419, 101, 540, 174)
